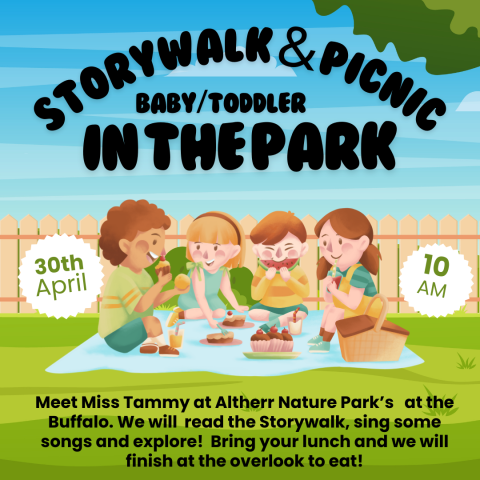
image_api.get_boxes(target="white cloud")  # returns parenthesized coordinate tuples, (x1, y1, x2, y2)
(456, 91, 480, 111)
(0, 67, 168, 89)
(0, 68, 83, 89)
(167, 47, 295, 77)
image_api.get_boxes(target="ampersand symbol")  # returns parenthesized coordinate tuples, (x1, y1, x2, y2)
(279, 27, 315, 71)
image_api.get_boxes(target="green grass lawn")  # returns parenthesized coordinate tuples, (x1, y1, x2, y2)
(1, 313, 479, 478)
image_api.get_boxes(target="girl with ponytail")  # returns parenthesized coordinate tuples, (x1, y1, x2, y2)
(308, 208, 382, 354)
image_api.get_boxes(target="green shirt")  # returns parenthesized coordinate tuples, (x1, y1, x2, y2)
(98, 266, 154, 338)
(334, 265, 378, 297)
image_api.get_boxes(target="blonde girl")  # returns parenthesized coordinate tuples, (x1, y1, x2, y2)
(167, 211, 249, 329)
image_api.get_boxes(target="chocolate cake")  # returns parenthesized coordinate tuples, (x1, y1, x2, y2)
(206, 331, 234, 344)
(223, 313, 246, 327)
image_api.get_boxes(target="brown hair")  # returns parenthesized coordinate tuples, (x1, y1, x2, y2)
(251, 211, 307, 245)
(99, 200, 171, 266)
(314, 208, 381, 280)
(185, 211, 245, 268)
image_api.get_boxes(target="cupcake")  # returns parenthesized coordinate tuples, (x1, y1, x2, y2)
(281, 328, 294, 352)
(267, 326, 284, 352)
(155, 255, 171, 277)
(250, 329, 271, 352)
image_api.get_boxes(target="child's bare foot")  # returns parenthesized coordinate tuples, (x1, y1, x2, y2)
(159, 345, 180, 357)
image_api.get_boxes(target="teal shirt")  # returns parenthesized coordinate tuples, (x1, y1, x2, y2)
(177, 267, 227, 311)
(334, 265, 378, 297)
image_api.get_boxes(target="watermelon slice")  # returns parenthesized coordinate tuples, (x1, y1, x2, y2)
(259, 258, 299, 272)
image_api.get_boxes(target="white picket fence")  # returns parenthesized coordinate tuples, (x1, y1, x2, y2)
(0, 213, 478, 313)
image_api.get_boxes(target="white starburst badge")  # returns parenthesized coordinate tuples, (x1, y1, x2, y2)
(400, 244, 473, 317)
(19, 234, 104, 318)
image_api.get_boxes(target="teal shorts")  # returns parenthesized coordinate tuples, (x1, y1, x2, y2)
(250, 303, 308, 316)
(104, 317, 148, 353)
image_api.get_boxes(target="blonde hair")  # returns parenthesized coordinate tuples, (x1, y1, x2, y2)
(185, 211, 245, 268)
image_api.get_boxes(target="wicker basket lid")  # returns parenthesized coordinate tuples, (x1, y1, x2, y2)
(337, 315, 410, 338)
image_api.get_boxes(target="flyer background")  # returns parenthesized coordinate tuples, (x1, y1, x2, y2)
(0, 0, 479, 477)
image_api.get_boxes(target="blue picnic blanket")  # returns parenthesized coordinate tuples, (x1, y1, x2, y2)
(46, 310, 423, 376)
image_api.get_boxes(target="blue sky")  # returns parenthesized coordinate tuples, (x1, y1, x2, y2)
(0, 0, 479, 226)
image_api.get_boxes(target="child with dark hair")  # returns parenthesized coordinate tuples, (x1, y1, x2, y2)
(249, 211, 310, 332)
(309, 208, 382, 354)
(98, 200, 189, 356)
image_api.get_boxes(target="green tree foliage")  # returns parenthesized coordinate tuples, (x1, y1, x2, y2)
(312, 0, 480, 74)
(423, 0, 480, 36)
(219, 267, 256, 309)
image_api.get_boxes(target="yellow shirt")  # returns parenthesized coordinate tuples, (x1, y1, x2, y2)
(251, 265, 310, 308)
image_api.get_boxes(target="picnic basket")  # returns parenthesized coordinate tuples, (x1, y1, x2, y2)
(336, 294, 409, 362)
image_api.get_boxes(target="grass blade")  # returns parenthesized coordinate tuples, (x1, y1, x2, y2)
(422, 386, 459, 417)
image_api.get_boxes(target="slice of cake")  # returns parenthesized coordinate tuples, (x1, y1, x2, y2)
(223, 311, 246, 327)
(206, 332, 234, 344)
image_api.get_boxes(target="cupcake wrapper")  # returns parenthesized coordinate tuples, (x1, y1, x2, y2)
(268, 339, 283, 352)
(251, 339, 293, 352)
(156, 265, 171, 276)
(250, 340, 270, 352)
